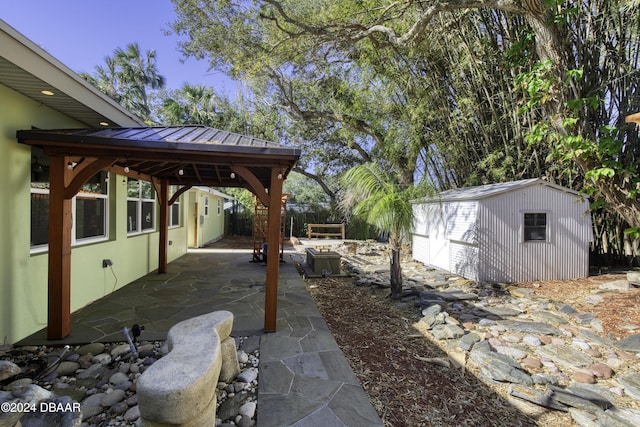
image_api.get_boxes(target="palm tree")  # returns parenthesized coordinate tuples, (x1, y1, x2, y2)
(160, 84, 220, 125)
(158, 83, 248, 133)
(81, 43, 165, 122)
(114, 43, 165, 120)
(340, 163, 421, 300)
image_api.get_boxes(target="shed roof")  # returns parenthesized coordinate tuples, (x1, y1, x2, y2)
(415, 178, 583, 203)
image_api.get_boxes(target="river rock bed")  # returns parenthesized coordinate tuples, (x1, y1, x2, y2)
(330, 240, 640, 427)
(0, 336, 259, 426)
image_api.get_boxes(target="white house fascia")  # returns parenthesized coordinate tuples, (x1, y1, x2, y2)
(0, 19, 143, 127)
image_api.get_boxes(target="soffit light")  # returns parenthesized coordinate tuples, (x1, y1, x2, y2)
(41, 90, 54, 96)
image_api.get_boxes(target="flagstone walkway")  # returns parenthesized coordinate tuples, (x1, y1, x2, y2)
(18, 241, 382, 426)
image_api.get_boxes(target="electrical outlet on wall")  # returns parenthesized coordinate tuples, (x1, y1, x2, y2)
(102, 259, 113, 268)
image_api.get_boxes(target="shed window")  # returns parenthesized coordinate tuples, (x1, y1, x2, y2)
(524, 213, 547, 241)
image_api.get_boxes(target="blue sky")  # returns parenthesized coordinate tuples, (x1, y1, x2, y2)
(2, 0, 238, 97)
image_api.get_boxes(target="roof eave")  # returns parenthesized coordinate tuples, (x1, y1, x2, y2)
(0, 19, 143, 127)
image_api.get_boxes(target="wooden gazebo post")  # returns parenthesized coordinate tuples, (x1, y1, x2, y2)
(264, 168, 284, 332)
(47, 155, 73, 339)
(157, 179, 169, 274)
(46, 155, 115, 339)
(18, 126, 300, 339)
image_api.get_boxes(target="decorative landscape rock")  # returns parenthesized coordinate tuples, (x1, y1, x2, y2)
(614, 333, 640, 353)
(76, 342, 105, 356)
(19, 396, 82, 427)
(1, 325, 259, 426)
(618, 373, 640, 400)
(599, 280, 630, 292)
(0, 360, 21, 381)
(335, 242, 640, 426)
(219, 335, 241, 383)
(535, 344, 594, 370)
(498, 320, 563, 336)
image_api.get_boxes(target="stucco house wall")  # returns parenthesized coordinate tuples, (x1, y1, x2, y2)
(0, 20, 194, 343)
(188, 188, 228, 248)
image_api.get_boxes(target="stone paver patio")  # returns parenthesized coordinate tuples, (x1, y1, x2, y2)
(18, 241, 382, 426)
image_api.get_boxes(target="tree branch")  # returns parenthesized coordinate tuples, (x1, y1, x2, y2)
(292, 167, 337, 200)
(263, 0, 529, 48)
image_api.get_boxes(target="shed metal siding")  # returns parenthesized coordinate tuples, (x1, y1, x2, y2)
(412, 200, 479, 275)
(445, 201, 478, 243)
(412, 234, 430, 265)
(411, 204, 431, 265)
(449, 241, 479, 281)
(477, 184, 592, 282)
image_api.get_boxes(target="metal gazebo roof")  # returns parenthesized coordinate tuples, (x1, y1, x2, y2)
(17, 125, 301, 190)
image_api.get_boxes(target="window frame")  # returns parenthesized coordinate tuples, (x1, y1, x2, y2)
(30, 172, 110, 254)
(522, 211, 550, 243)
(169, 202, 180, 227)
(126, 178, 157, 235)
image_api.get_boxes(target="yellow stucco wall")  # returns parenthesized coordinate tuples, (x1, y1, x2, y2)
(188, 189, 226, 248)
(0, 84, 189, 343)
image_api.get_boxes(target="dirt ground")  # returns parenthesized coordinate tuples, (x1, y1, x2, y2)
(217, 236, 639, 426)
(517, 274, 640, 339)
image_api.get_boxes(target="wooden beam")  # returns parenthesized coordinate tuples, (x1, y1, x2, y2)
(47, 156, 72, 339)
(64, 158, 116, 198)
(231, 166, 270, 207)
(264, 168, 284, 332)
(169, 185, 192, 206)
(158, 179, 170, 274)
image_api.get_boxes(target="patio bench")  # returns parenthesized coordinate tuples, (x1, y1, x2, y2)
(307, 223, 345, 239)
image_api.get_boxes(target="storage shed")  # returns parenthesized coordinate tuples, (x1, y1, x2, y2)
(411, 179, 593, 283)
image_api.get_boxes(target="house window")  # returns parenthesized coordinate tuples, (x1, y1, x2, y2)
(169, 203, 180, 227)
(30, 148, 109, 249)
(127, 179, 156, 234)
(524, 213, 547, 241)
(169, 185, 180, 227)
(204, 196, 210, 216)
(74, 175, 108, 240)
(217, 198, 222, 215)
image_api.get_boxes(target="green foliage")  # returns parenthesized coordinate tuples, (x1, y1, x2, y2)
(94, 0, 640, 257)
(513, 60, 555, 114)
(340, 163, 429, 249)
(224, 188, 254, 213)
(625, 227, 640, 240)
(81, 43, 165, 122)
(283, 172, 332, 205)
(157, 83, 247, 132)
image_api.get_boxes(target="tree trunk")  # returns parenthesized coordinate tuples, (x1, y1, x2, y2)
(390, 248, 403, 300)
